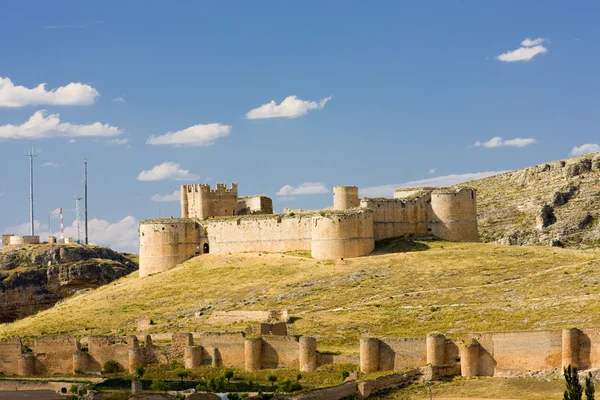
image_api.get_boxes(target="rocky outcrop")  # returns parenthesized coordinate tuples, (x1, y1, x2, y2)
(466, 152, 600, 248)
(0, 244, 137, 322)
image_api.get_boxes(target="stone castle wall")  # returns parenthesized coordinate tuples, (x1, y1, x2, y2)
(310, 210, 375, 259)
(3, 328, 600, 377)
(238, 195, 273, 215)
(360, 197, 429, 241)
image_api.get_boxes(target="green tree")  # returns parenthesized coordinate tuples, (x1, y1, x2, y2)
(223, 368, 234, 383)
(103, 360, 119, 374)
(150, 379, 170, 392)
(135, 366, 145, 378)
(70, 384, 78, 394)
(176, 369, 190, 383)
(586, 372, 595, 400)
(564, 365, 583, 400)
(227, 393, 240, 400)
(296, 373, 302, 382)
(268, 374, 277, 388)
(207, 376, 226, 392)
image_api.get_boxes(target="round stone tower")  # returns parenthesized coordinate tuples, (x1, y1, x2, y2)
(333, 186, 359, 210)
(139, 219, 202, 277)
(428, 187, 478, 242)
(311, 210, 374, 259)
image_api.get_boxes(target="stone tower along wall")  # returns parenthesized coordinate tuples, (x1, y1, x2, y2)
(428, 187, 478, 241)
(360, 196, 430, 241)
(333, 186, 360, 210)
(181, 183, 238, 219)
(237, 195, 274, 215)
(311, 210, 375, 259)
(139, 220, 204, 277)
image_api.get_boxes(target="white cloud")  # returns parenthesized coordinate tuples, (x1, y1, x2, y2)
(428, 168, 437, 174)
(50, 208, 61, 218)
(108, 138, 129, 145)
(112, 96, 125, 103)
(42, 161, 59, 167)
(2, 216, 139, 253)
(0, 110, 123, 140)
(147, 123, 231, 147)
(276, 182, 330, 196)
(151, 190, 180, 202)
(496, 38, 548, 62)
(569, 143, 600, 156)
(359, 171, 508, 198)
(0, 77, 99, 107)
(473, 137, 537, 148)
(137, 162, 198, 181)
(245, 95, 332, 119)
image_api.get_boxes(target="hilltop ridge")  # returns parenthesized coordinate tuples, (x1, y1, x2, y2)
(468, 152, 600, 248)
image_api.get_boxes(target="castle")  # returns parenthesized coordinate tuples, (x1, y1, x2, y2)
(139, 183, 478, 277)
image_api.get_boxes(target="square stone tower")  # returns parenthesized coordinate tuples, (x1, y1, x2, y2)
(181, 183, 239, 219)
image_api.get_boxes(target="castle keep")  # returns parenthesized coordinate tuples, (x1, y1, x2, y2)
(139, 184, 478, 277)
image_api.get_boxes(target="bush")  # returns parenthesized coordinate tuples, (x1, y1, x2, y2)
(135, 366, 145, 378)
(341, 369, 350, 381)
(70, 384, 78, 394)
(224, 368, 234, 383)
(176, 369, 190, 382)
(150, 379, 170, 392)
(206, 376, 226, 392)
(227, 394, 240, 400)
(277, 378, 302, 393)
(103, 360, 119, 374)
(268, 374, 277, 388)
(240, 393, 249, 399)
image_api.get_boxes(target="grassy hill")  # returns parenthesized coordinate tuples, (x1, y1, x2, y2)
(1, 237, 599, 353)
(469, 152, 600, 248)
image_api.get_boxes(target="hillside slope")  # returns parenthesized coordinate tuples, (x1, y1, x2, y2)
(0, 244, 138, 322)
(468, 152, 600, 248)
(1, 238, 598, 353)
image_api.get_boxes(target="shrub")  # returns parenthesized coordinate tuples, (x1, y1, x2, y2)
(277, 378, 302, 393)
(206, 376, 226, 392)
(150, 379, 170, 392)
(176, 369, 190, 382)
(341, 369, 350, 381)
(135, 366, 145, 378)
(103, 360, 119, 374)
(70, 384, 78, 394)
(223, 368, 234, 383)
(227, 394, 240, 400)
(240, 393, 249, 399)
(586, 372, 595, 400)
(564, 365, 583, 400)
(296, 373, 302, 381)
(267, 374, 277, 388)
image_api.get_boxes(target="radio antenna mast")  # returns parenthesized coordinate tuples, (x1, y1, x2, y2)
(25, 146, 37, 236)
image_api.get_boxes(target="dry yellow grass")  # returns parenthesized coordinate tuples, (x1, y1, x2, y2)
(1, 238, 599, 354)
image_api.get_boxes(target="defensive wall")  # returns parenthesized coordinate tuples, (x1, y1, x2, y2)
(1, 234, 76, 248)
(2, 328, 598, 377)
(139, 183, 477, 276)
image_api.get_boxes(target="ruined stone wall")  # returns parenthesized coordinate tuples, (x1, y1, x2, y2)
(8, 236, 40, 245)
(182, 183, 238, 219)
(0, 337, 23, 375)
(87, 336, 136, 372)
(237, 196, 273, 215)
(139, 220, 203, 277)
(360, 197, 429, 241)
(33, 336, 79, 375)
(379, 338, 427, 370)
(195, 332, 246, 368)
(311, 210, 374, 259)
(261, 336, 299, 369)
(467, 331, 562, 376)
(1, 234, 13, 247)
(205, 215, 313, 255)
(429, 187, 478, 242)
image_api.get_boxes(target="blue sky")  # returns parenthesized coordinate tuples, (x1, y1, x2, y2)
(1, 1, 599, 252)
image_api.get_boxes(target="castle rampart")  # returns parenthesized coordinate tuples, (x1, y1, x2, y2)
(360, 195, 429, 241)
(181, 183, 239, 219)
(238, 195, 273, 215)
(8, 235, 40, 245)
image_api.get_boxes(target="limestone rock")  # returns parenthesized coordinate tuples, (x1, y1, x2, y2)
(0, 244, 137, 323)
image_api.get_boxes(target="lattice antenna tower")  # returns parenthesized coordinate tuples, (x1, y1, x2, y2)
(25, 146, 37, 236)
(75, 195, 83, 244)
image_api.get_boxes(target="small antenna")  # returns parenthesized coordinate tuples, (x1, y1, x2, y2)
(75, 194, 83, 244)
(25, 146, 37, 236)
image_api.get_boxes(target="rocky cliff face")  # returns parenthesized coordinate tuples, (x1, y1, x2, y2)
(467, 152, 600, 248)
(0, 244, 137, 323)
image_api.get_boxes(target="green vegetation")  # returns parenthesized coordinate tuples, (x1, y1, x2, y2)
(103, 360, 119, 374)
(374, 376, 565, 400)
(1, 239, 600, 353)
